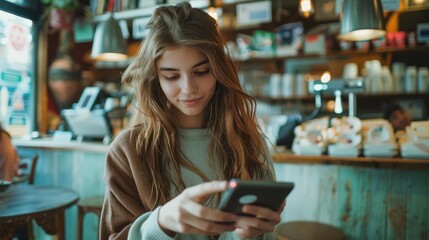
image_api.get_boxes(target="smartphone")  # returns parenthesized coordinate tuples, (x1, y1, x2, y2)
(218, 179, 294, 216)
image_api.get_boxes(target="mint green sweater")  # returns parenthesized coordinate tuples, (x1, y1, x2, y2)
(100, 127, 278, 240)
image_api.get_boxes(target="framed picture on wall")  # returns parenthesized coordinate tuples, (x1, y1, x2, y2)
(407, 0, 429, 9)
(315, 0, 338, 21)
(336, 0, 400, 14)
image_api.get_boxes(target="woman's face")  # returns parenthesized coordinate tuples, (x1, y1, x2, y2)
(157, 47, 217, 128)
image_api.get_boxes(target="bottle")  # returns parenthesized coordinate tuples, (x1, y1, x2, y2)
(370, 60, 383, 93)
(417, 67, 428, 93)
(404, 66, 417, 93)
(269, 73, 282, 98)
(282, 73, 294, 98)
(391, 62, 405, 93)
(381, 66, 394, 93)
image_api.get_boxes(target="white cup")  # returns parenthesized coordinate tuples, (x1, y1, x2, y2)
(381, 66, 394, 93)
(369, 60, 382, 93)
(343, 63, 358, 79)
(391, 62, 406, 93)
(417, 67, 428, 93)
(295, 74, 307, 97)
(282, 73, 295, 98)
(269, 73, 282, 98)
(404, 66, 417, 93)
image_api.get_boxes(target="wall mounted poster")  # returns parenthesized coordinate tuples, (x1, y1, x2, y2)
(407, 0, 429, 9)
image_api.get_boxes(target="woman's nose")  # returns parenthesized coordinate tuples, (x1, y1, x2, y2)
(181, 76, 196, 94)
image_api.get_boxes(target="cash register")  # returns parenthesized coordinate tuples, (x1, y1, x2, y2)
(62, 87, 112, 143)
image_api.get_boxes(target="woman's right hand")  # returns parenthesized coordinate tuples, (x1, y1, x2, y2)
(158, 181, 237, 236)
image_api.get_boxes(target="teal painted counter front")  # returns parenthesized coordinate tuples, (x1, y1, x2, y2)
(15, 139, 108, 240)
(274, 154, 429, 240)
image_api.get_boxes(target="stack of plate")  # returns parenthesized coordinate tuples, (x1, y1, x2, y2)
(327, 116, 362, 157)
(399, 121, 429, 159)
(291, 117, 329, 156)
(328, 144, 360, 157)
(363, 143, 398, 158)
(361, 119, 398, 158)
(401, 142, 429, 159)
(292, 139, 326, 156)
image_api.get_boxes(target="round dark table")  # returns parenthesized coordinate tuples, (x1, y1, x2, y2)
(0, 184, 79, 240)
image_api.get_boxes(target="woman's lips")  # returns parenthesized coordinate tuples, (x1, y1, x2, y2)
(179, 97, 202, 106)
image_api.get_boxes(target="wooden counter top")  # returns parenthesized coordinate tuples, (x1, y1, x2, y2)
(13, 138, 110, 153)
(273, 153, 429, 170)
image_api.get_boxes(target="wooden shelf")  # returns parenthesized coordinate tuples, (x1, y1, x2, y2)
(218, 0, 261, 7)
(92, 0, 209, 22)
(273, 153, 429, 170)
(254, 92, 429, 103)
(234, 45, 429, 63)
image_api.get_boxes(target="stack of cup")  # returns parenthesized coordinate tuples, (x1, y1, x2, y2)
(269, 73, 282, 98)
(391, 62, 405, 93)
(418, 67, 428, 93)
(282, 73, 295, 98)
(404, 66, 417, 93)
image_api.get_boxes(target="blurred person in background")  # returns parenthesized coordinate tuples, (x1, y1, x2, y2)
(47, 54, 88, 131)
(383, 103, 412, 132)
(0, 122, 30, 239)
(0, 123, 19, 181)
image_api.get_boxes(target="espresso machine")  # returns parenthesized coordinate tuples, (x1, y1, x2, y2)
(307, 78, 366, 120)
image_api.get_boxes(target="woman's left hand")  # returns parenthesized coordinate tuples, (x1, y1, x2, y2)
(233, 201, 285, 238)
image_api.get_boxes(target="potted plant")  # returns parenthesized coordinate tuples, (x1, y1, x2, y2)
(41, 0, 82, 30)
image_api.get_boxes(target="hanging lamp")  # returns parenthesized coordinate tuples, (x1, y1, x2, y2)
(298, 0, 315, 18)
(206, 0, 220, 21)
(338, 0, 385, 41)
(90, 13, 128, 61)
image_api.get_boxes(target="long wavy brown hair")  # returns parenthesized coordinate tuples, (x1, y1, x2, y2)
(122, 2, 271, 207)
(0, 123, 11, 140)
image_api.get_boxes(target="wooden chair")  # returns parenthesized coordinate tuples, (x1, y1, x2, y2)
(275, 221, 346, 240)
(13, 154, 39, 185)
(12, 154, 39, 240)
(77, 196, 104, 240)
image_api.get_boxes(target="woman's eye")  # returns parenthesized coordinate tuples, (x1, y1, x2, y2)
(165, 75, 179, 80)
(195, 69, 209, 76)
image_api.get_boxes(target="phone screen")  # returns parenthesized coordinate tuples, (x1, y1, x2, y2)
(218, 179, 294, 216)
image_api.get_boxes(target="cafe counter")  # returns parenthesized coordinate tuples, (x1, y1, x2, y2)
(273, 153, 429, 240)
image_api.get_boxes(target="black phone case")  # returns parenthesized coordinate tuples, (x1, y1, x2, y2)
(218, 179, 294, 216)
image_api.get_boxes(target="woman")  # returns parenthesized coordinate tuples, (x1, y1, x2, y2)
(100, 2, 283, 239)
(0, 124, 19, 181)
